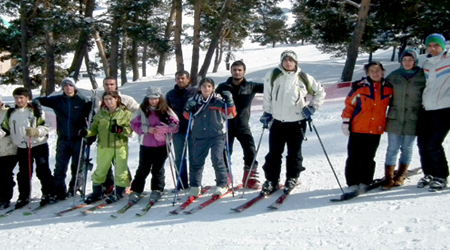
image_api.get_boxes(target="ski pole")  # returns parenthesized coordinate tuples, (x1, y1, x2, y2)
(240, 127, 266, 198)
(72, 136, 86, 206)
(224, 103, 235, 196)
(165, 134, 177, 189)
(172, 114, 192, 206)
(167, 134, 186, 192)
(308, 119, 344, 194)
(28, 117, 36, 201)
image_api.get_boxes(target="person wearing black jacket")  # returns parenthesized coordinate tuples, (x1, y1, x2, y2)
(166, 70, 198, 191)
(215, 61, 264, 189)
(35, 78, 90, 200)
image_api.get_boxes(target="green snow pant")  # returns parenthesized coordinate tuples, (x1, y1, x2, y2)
(91, 145, 130, 188)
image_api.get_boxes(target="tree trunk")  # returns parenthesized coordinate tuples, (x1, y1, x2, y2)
(84, 50, 98, 89)
(20, 0, 32, 95)
(68, 0, 95, 81)
(190, 0, 201, 86)
(212, 37, 224, 73)
(391, 45, 397, 62)
(198, 0, 234, 79)
(174, 0, 184, 72)
(45, 31, 55, 95)
(120, 36, 128, 85)
(142, 43, 147, 77)
(93, 30, 109, 77)
(109, 13, 121, 78)
(157, 0, 176, 75)
(340, 0, 371, 82)
(131, 38, 139, 81)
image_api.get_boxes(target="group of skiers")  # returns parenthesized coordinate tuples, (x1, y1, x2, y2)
(1, 31, 450, 211)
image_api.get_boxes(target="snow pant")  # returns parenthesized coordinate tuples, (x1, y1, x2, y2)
(91, 145, 130, 188)
(172, 132, 193, 190)
(189, 134, 228, 187)
(0, 155, 18, 202)
(131, 145, 167, 193)
(262, 119, 307, 183)
(417, 108, 450, 178)
(226, 126, 258, 169)
(384, 133, 416, 166)
(17, 143, 54, 199)
(345, 132, 381, 186)
(53, 138, 82, 198)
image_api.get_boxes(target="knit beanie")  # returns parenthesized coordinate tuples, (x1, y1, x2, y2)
(146, 86, 163, 99)
(400, 49, 419, 66)
(280, 50, 298, 64)
(61, 78, 76, 88)
(425, 33, 446, 51)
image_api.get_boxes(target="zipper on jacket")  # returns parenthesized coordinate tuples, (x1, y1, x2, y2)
(67, 98, 71, 139)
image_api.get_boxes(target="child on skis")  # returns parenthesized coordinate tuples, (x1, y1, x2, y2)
(0, 87, 55, 209)
(128, 87, 179, 203)
(341, 61, 393, 193)
(80, 91, 133, 204)
(183, 77, 236, 197)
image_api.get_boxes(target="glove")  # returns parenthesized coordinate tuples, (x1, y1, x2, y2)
(25, 127, 39, 137)
(86, 135, 97, 145)
(221, 91, 234, 105)
(184, 98, 197, 113)
(31, 99, 42, 118)
(301, 105, 315, 120)
(111, 124, 123, 134)
(341, 121, 350, 136)
(79, 128, 88, 137)
(259, 112, 273, 129)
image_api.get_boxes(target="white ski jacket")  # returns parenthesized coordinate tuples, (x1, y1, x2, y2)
(0, 104, 17, 156)
(422, 50, 450, 110)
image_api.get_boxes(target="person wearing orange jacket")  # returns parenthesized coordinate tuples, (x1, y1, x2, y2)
(341, 61, 393, 193)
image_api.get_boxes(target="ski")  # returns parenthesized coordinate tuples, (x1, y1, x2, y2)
(81, 201, 109, 215)
(330, 167, 422, 202)
(110, 194, 145, 218)
(184, 184, 244, 214)
(55, 203, 88, 216)
(136, 199, 159, 217)
(0, 208, 17, 218)
(23, 204, 48, 215)
(169, 186, 212, 214)
(231, 185, 284, 213)
(267, 184, 301, 210)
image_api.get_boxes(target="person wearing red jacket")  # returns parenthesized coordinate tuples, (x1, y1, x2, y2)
(341, 61, 393, 193)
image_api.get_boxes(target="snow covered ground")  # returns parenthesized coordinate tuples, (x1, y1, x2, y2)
(1, 42, 450, 250)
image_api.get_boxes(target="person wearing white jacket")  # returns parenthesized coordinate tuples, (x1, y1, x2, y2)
(259, 50, 326, 195)
(417, 33, 450, 191)
(0, 88, 54, 209)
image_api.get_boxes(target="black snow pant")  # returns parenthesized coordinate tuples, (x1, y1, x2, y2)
(345, 132, 381, 186)
(53, 138, 82, 198)
(17, 143, 54, 200)
(130, 145, 167, 193)
(0, 155, 18, 202)
(225, 126, 258, 169)
(417, 108, 450, 179)
(262, 119, 307, 183)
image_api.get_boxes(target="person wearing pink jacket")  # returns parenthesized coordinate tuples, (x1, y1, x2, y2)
(128, 87, 179, 203)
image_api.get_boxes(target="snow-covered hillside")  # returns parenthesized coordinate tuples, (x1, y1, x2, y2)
(1, 42, 450, 250)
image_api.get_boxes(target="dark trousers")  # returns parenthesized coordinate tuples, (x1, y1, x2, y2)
(227, 127, 258, 168)
(53, 138, 82, 196)
(417, 108, 450, 178)
(173, 133, 192, 190)
(17, 143, 54, 199)
(130, 145, 167, 193)
(0, 155, 18, 202)
(263, 120, 306, 183)
(345, 132, 381, 186)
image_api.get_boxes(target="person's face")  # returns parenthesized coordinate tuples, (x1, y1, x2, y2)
(175, 74, 190, 89)
(103, 95, 117, 111)
(401, 56, 415, 71)
(200, 82, 214, 99)
(103, 79, 117, 91)
(282, 57, 296, 71)
(367, 65, 384, 82)
(148, 98, 160, 107)
(231, 65, 245, 82)
(14, 95, 29, 108)
(427, 42, 443, 57)
(63, 84, 76, 97)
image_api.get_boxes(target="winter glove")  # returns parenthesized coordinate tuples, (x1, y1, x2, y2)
(342, 118, 350, 136)
(31, 99, 42, 118)
(79, 128, 88, 137)
(259, 112, 273, 129)
(111, 124, 123, 134)
(25, 127, 39, 137)
(221, 91, 234, 106)
(86, 135, 97, 145)
(301, 105, 315, 120)
(184, 98, 197, 113)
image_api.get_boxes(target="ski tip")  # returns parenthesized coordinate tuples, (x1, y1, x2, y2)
(183, 210, 193, 215)
(267, 206, 278, 210)
(230, 208, 242, 212)
(23, 212, 33, 216)
(55, 212, 63, 217)
(169, 210, 179, 215)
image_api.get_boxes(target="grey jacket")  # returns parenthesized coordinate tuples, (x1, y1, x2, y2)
(385, 67, 426, 135)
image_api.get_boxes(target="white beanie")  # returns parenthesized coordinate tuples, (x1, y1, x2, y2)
(280, 50, 298, 64)
(61, 78, 76, 88)
(146, 86, 163, 98)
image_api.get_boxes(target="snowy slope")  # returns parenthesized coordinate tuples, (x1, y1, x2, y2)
(1, 43, 450, 250)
